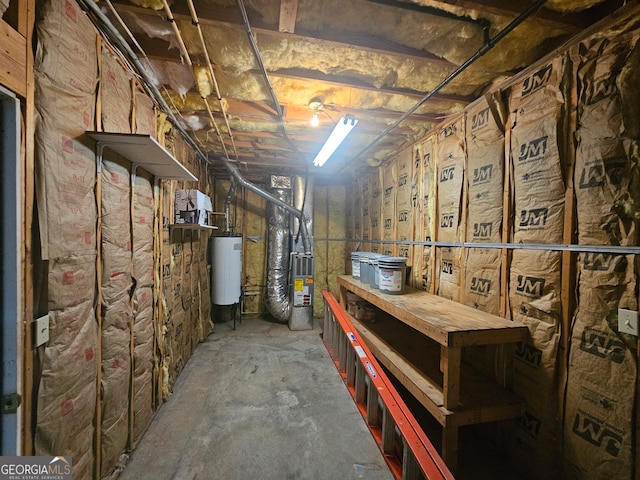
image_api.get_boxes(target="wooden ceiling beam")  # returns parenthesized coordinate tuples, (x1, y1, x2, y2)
(214, 98, 279, 118)
(177, 96, 443, 127)
(429, 0, 626, 29)
(266, 68, 473, 105)
(367, 0, 489, 29)
(187, 111, 434, 137)
(279, 0, 298, 33)
(279, 28, 457, 67)
(207, 130, 409, 149)
(221, 139, 292, 151)
(228, 124, 397, 139)
(234, 160, 306, 169)
(152, 64, 462, 122)
(109, 2, 457, 67)
(206, 149, 302, 165)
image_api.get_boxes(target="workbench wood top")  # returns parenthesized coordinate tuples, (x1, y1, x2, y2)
(337, 275, 527, 348)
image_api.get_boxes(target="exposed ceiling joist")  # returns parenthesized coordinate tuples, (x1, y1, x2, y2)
(429, 0, 627, 29)
(266, 69, 473, 105)
(98, 0, 629, 179)
(184, 102, 440, 133)
(368, 0, 490, 30)
(278, 0, 298, 33)
(277, 28, 457, 67)
(112, 2, 457, 67)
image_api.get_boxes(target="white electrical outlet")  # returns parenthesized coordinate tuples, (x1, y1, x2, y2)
(618, 308, 638, 336)
(34, 314, 50, 347)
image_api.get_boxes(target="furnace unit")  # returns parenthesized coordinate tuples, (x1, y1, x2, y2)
(289, 252, 314, 330)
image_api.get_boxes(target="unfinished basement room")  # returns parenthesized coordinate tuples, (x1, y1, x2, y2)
(1, 0, 639, 479)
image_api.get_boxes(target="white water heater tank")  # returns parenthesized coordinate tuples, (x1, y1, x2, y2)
(211, 235, 242, 305)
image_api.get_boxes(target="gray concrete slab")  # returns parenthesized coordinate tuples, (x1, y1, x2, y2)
(117, 316, 394, 480)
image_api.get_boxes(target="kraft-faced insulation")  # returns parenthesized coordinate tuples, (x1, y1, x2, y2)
(100, 154, 132, 475)
(564, 26, 640, 480)
(396, 148, 414, 264)
(421, 136, 436, 291)
(369, 170, 382, 243)
(382, 160, 397, 255)
(132, 170, 155, 444)
(435, 115, 465, 300)
(463, 97, 505, 352)
(507, 53, 566, 478)
(34, 2, 98, 477)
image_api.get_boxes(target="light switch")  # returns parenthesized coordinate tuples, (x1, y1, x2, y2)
(34, 314, 50, 347)
(618, 308, 638, 336)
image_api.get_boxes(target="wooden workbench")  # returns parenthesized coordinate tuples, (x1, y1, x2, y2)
(337, 275, 527, 468)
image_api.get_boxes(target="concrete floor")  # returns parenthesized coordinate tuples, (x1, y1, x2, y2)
(117, 315, 394, 480)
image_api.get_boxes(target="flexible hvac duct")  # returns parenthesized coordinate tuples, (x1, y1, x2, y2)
(264, 187, 292, 322)
(221, 158, 312, 254)
(292, 175, 313, 252)
(264, 175, 314, 323)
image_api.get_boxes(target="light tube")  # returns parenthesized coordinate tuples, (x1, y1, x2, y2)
(312, 116, 358, 167)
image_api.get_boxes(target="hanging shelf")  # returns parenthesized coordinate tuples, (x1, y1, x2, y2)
(169, 224, 218, 231)
(87, 132, 197, 181)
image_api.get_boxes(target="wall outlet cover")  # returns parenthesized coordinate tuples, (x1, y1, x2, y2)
(34, 314, 50, 347)
(618, 308, 638, 336)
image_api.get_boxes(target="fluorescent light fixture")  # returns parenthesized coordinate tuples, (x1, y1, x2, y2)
(312, 115, 358, 167)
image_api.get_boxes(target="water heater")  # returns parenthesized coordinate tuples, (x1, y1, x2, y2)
(211, 235, 242, 306)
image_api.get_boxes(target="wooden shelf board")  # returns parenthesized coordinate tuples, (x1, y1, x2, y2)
(350, 314, 524, 428)
(87, 132, 198, 181)
(169, 224, 218, 230)
(339, 275, 527, 347)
